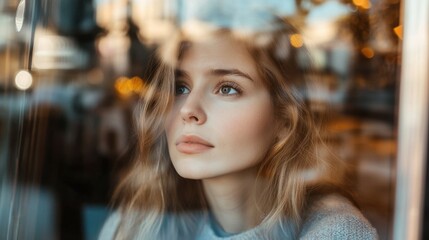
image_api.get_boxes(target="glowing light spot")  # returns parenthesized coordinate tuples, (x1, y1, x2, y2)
(394, 25, 403, 40)
(290, 34, 303, 48)
(353, 0, 371, 9)
(15, 70, 33, 90)
(115, 77, 130, 96)
(114, 76, 146, 97)
(130, 77, 144, 93)
(361, 47, 374, 59)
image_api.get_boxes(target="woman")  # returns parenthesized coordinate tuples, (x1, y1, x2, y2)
(99, 19, 378, 239)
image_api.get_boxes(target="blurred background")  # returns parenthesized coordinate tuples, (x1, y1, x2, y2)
(0, 0, 412, 239)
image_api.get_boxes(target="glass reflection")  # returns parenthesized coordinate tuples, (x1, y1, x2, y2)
(0, 0, 402, 239)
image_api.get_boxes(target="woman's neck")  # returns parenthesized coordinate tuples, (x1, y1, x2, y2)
(202, 167, 265, 234)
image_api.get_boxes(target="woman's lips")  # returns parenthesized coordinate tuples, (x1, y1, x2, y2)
(176, 135, 214, 154)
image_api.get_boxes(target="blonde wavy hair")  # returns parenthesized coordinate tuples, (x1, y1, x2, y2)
(112, 19, 345, 239)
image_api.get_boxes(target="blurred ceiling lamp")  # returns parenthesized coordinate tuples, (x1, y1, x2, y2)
(361, 46, 374, 58)
(15, 70, 33, 90)
(394, 25, 403, 40)
(353, 0, 372, 9)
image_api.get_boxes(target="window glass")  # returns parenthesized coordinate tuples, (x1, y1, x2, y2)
(0, 0, 403, 239)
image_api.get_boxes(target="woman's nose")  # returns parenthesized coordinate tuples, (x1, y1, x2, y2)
(179, 92, 207, 125)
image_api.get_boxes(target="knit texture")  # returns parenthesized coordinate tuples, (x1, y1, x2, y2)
(298, 194, 378, 240)
(98, 195, 378, 240)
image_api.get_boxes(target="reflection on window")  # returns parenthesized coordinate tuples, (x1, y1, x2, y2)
(0, 0, 401, 239)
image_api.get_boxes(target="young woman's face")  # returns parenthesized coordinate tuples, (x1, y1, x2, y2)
(165, 34, 278, 180)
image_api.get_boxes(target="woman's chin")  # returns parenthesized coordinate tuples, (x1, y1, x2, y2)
(173, 162, 209, 180)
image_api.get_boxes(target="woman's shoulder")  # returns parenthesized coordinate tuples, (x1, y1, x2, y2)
(97, 210, 207, 240)
(98, 211, 121, 240)
(299, 194, 378, 240)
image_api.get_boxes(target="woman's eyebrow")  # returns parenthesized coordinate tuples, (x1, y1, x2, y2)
(209, 68, 254, 82)
(174, 69, 190, 79)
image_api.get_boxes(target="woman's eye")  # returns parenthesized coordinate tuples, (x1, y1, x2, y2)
(216, 82, 242, 96)
(219, 86, 238, 95)
(175, 85, 190, 95)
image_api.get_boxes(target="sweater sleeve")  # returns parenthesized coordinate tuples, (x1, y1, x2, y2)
(98, 211, 121, 240)
(299, 195, 378, 240)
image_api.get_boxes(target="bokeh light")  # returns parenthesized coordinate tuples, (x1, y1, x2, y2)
(290, 34, 303, 48)
(361, 47, 375, 58)
(114, 76, 146, 97)
(353, 0, 372, 9)
(394, 25, 403, 40)
(15, 70, 33, 90)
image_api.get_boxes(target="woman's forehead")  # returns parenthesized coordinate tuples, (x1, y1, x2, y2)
(181, 34, 246, 60)
(177, 35, 260, 79)
(159, 25, 274, 69)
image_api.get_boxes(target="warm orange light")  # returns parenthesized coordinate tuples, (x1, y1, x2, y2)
(114, 76, 146, 97)
(361, 0, 371, 9)
(353, 0, 371, 9)
(290, 34, 303, 48)
(394, 25, 403, 40)
(361, 47, 374, 58)
(130, 77, 144, 92)
(114, 77, 130, 96)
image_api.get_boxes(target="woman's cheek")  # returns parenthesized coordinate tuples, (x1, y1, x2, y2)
(219, 107, 274, 145)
